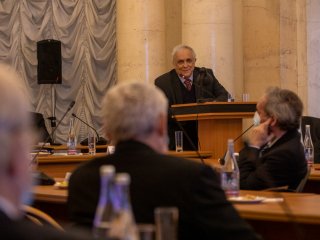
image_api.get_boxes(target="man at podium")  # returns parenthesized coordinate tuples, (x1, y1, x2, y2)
(155, 44, 229, 150)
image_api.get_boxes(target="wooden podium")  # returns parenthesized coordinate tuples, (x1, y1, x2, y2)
(171, 102, 256, 158)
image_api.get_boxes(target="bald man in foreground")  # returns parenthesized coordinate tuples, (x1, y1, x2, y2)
(0, 64, 91, 240)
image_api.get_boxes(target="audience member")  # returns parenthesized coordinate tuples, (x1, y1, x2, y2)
(239, 87, 307, 190)
(68, 82, 260, 240)
(155, 44, 229, 150)
(0, 64, 90, 240)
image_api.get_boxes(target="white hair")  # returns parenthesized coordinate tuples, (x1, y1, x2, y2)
(171, 44, 196, 61)
(101, 82, 168, 144)
(0, 64, 30, 170)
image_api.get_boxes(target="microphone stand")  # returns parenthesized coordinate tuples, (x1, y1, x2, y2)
(72, 113, 107, 145)
(31, 101, 75, 167)
(219, 124, 254, 165)
(192, 68, 216, 103)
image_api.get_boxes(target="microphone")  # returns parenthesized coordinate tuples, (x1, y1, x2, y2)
(184, 68, 216, 103)
(219, 124, 254, 165)
(169, 107, 205, 164)
(71, 113, 108, 145)
(31, 100, 75, 185)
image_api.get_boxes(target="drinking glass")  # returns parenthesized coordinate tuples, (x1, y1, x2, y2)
(88, 130, 96, 155)
(175, 131, 183, 152)
(154, 207, 179, 240)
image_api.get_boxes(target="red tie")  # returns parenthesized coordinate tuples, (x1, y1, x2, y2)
(184, 78, 192, 91)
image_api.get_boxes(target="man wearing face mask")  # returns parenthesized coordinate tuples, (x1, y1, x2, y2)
(155, 44, 229, 150)
(238, 87, 307, 190)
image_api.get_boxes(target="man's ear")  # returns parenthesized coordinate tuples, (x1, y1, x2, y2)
(269, 116, 277, 127)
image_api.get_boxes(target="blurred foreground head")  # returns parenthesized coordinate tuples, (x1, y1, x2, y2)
(0, 64, 33, 218)
(101, 82, 168, 153)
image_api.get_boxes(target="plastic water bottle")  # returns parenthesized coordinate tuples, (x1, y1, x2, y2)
(67, 117, 77, 155)
(221, 139, 240, 197)
(108, 173, 139, 240)
(304, 124, 314, 167)
(92, 165, 116, 238)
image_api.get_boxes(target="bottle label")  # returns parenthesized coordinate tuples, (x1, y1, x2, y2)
(221, 172, 239, 197)
(305, 148, 314, 167)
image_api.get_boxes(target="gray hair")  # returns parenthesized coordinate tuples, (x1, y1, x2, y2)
(171, 44, 196, 62)
(0, 64, 30, 170)
(101, 82, 168, 144)
(264, 87, 303, 131)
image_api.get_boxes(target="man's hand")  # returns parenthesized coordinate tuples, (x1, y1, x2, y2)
(248, 118, 273, 148)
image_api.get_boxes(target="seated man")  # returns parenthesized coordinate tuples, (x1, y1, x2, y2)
(68, 82, 260, 240)
(0, 64, 91, 240)
(238, 87, 307, 190)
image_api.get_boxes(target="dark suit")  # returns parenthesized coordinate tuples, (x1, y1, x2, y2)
(155, 67, 228, 150)
(68, 140, 260, 240)
(0, 209, 91, 240)
(238, 129, 307, 190)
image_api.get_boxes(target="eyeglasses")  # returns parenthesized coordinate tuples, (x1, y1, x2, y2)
(175, 58, 195, 67)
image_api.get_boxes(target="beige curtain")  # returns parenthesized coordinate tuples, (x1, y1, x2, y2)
(0, 0, 116, 143)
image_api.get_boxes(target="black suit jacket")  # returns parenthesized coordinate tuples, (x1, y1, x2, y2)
(238, 130, 307, 190)
(155, 67, 229, 150)
(68, 140, 260, 240)
(0, 210, 91, 240)
(155, 67, 228, 105)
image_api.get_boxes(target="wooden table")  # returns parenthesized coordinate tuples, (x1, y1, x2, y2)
(32, 186, 320, 239)
(37, 153, 107, 178)
(303, 164, 320, 194)
(34, 144, 108, 150)
(36, 151, 212, 178)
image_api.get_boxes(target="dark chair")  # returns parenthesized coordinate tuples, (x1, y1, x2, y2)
(30, 112, 52, 144)
(301, 116, 320, 163)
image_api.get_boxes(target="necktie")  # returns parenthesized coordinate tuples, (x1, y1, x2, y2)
(184, 78, 192, 91)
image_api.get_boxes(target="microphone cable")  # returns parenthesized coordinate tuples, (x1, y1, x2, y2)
(169, 107, 205, 164)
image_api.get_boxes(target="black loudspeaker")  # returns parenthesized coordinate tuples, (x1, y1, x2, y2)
(37, 39, 62, 84)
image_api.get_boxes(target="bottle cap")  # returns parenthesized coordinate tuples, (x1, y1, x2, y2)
(115, 173, 131, 184)
(100, 165, 115, 176)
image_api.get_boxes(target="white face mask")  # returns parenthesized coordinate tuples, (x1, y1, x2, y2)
(253, 111, 261, 126)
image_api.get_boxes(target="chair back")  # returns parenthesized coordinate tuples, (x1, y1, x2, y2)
(295, 166, 311, 193)
(22, 205, 64, 231)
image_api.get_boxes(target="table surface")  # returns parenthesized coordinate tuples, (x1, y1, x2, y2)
(33, 186, 320, 224)
(36, 150, 213, 162)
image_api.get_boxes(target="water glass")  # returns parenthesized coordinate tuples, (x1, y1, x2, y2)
(242, 93, 250, 102)
(138, 224, 155, 240)
(88, 130, 96, 155)
(175, 131, 183, 152)
(154, 207, 179, 240)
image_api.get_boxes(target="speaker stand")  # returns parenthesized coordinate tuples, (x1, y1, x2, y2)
(49, 85, 62, 146)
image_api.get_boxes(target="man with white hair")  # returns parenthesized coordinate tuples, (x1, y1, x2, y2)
(68, 82, 260, 240)
(155, 44, 229, 151)
(0, 64, 91, 239)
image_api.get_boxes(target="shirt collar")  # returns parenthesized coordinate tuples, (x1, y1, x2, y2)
(178, 73, 194, 85)
(0, 196, 21, 220)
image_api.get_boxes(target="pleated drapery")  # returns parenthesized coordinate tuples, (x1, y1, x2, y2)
(0, 0, 116, 143)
